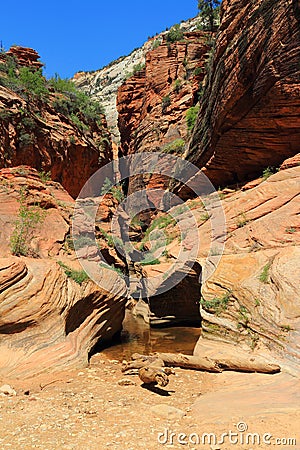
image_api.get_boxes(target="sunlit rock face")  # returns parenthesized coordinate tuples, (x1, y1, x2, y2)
(0, 168, 127, 378)
(0, 46, 112, 198)
(187, 0, 300, 187)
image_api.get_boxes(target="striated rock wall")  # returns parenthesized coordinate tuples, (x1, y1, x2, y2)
(117, 32, 212, 158)
(187, 0, 300, 187)
(138, 161, 300, 370)
(116, 31, 211, 203)
(117, 32, 210, 158)
(198, 164, 300, 372)
(0, 168, 127, 378)
(0, 47, 112, 198)
(73, 18, 201, 143)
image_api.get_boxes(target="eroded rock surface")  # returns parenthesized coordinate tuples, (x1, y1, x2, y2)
(0, 168, 127, 378)
(140, 164, 300, 371)
(187, 0, 300, 186)
(0, 47, 112, 198)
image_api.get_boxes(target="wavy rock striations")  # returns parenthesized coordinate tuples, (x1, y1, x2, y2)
(0, 168, 127, 378)
(187, 0, 300, 187)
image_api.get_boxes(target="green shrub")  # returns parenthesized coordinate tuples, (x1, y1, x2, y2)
(10, 191, 45, 256)
(132, 63, 145, 75)
(140, 254, 161, 266)
(186, 105, 200, 131)
(100, 178, 124, 203)
(99, 262, 124, 278)
(70, 113, 88, 132)
(173, 79, 181, 93)
(19, 131, 34, 146)
(111, 186, 124, 203)
(259, 262, 271, 283)
(166, 24, 184, 43)
(72, 235, 96, 249)
(20, 115, 36, 130)
(0, 59, 49, 100)
(194, 67, 203, 76)
(285, 227, 296, 234)
(161, 95, 171, 113)
(152, 39, 161, 50)
(49, 74, 104, 124)
(162, 138, 185, 154)
(236, 212, 249, 228)
(48, 74, 77, 94)
(198, 0, 221, 31)
(52, 96, 73, 116)
(200, 212, 210, 222)
(99, 228, 123, 249)
(0, 109, 14, 120)
(200, 292, 231, 313)
(58, 261, 89, 285)
(262, 167, 276, 180)
(143, 215, 176, 244)
(38, 170, 51, 182)
(18, 67, 49, 100)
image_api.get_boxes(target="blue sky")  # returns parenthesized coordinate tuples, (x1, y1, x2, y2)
(0, 1, 198, 79)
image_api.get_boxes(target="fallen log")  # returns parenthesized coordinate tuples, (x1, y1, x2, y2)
(131, 353, 222, 373)
(122, 357, 165, 373)
(130, 352, 281, 374)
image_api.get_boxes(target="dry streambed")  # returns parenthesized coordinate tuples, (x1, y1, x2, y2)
(0, 353, 298, 450)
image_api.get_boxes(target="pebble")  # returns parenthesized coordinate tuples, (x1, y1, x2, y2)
(0, 385, 17, 397)
(117, 379, 136, 386)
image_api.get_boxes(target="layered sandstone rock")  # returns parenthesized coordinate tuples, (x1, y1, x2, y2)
(0, 47, 112, 198)
(117, 32, 210, 159)
(140, 164, 300, 371)
(6, 46, 43, 70)
(73, 17, 201, 143)
(0, 168, 127, 378)
(197, 166, 300, 372)
(187, 0, 300, 187)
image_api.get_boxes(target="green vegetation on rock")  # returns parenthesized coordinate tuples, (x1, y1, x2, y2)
(186, 105, 200, 132)
(166, 24, 184, 43)
(57, 261, 89, 285)
(162, 138, 185, 154)
(198, 0, 221, 31)
(10, 190, 45, 256)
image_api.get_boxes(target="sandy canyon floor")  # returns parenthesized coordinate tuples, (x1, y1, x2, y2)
(0, 348, 299, 450)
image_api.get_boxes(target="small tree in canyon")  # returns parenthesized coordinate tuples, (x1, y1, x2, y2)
(198, 0, 221, 31)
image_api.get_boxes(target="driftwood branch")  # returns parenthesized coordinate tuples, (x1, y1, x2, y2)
(124, 352, 281, 376)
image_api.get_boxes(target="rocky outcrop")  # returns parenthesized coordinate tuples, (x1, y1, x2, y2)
(0, 47, 112, 198)
(139, 163, 299, 371)
(73, 17, 201, 143)
(115, 31, 211, 203)
(187, 0, 300, 187)
(0, 168, 127, 378)
(117, 32, 209, 159)
(6, 46, 43, 70)
(198, 165, 300, 372)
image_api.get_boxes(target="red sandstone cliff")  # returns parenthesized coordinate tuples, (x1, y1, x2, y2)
(0, 47, 112, 198)
(0, 167, 127, 378)
(187, 0, 300, 186)
(117, 32, 210, 158)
